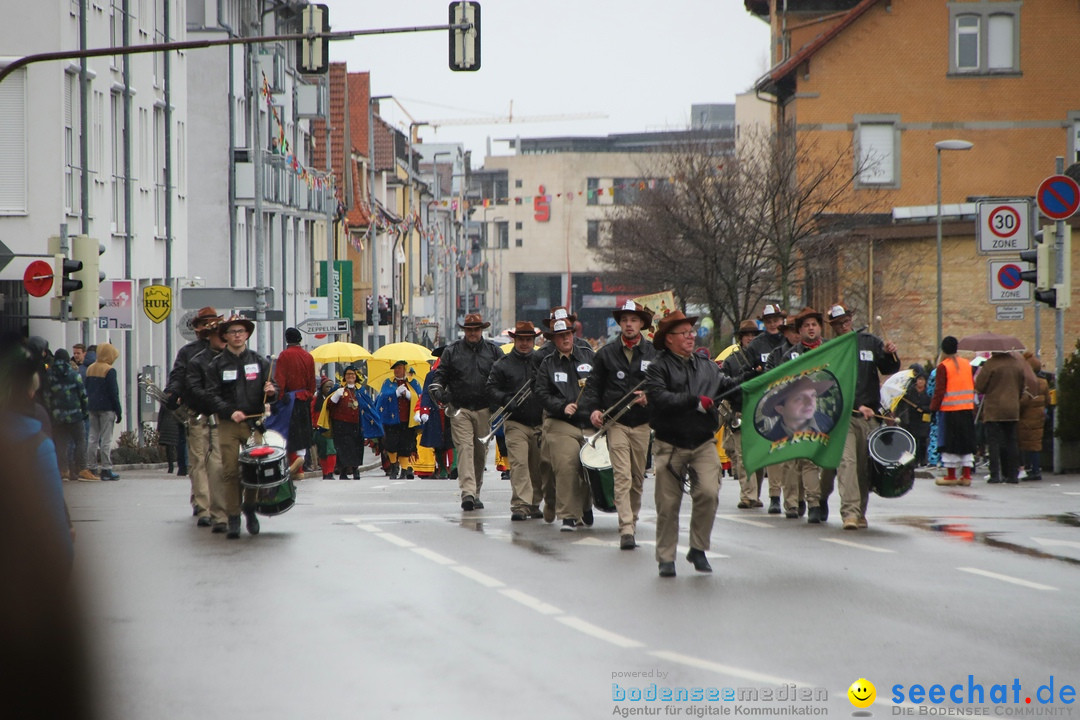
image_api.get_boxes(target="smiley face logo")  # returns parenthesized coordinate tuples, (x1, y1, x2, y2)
(848, 678, 876, 708)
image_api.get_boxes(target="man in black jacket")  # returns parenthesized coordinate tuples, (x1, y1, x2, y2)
(721, 320, 763, 510)
(581, 301, 655, 550)
(486, 321, 547, 521)
(185, 320, 227, 530)
(205, 316, 278, 539)
(427, 313, 503, 511)
(644, 311, 737, 578)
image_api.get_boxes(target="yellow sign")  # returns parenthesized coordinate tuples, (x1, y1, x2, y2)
(142, 285, 172, 324)
(633, 290, 678, 341)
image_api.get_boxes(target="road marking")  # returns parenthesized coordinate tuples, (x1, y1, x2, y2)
(451, 565, 505, 588)
(373, 532, 416, 548)
(957, 567, 1058, 591)
(411, 547, 456, 565)
(821, 538, 896, 554)
(716, 514, 773, 528)
(391, 481, 406, 486)
(557, 616, 644, 648)
(648, 650, 810, 686)
(1031, 537, 1080, 550)
(370, 485, 388, 490)
(499, 588, 563, 615)
(348, 522, 380, 532)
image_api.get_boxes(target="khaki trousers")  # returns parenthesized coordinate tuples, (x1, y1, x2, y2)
(722, 427, 755, 504)
(504, 419, 543, 512)
(542, 418, 588, 521)
(812, 467, 837, 509)
(217, 420, 260, 518)
(187, 420, 222, 522)
(836, 415, 875, 521)
(607, 422, 651, 535)
(780, 459, 813, 513)
(653, 438, 720, 563)
(450, 408, 491, 500)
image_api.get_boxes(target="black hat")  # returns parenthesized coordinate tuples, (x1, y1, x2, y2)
(285, 327, 302, 344)
(391, 360, 408, 369)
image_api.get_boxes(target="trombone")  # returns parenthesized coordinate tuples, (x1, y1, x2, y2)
(584, 378, 648, 447)
(478, 380, 533, 445)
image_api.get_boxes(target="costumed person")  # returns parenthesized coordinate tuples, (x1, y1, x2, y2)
(720, 319, 764, 510)
(644, 311, 737, 577)
(312, 377, 338, 479)
(327, 366, 367, 479)
(85, 342, 122, 481)
(184, 318, 228, 529)
(274, 327, 316, 468)
(204, 315, 279, 539)
(377, 360, 422, 479)
(930, 336, 977, 486)
(1019, 353, 1049, 482)
(899, 369, 932, 467)
(418, 347, 453, 479)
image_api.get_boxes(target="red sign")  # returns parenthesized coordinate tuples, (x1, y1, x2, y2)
(23, 260, 54, 297)
(533, 184, 551, 222)
(1037, 175, 1080, 220)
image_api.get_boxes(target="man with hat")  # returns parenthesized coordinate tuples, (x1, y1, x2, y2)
(644, 311, 737, 577)
(580, 301, 655, 549)
(760, 375, 836, 441)
(204, 315, 279, 539)
(721, 320, 764, 509)
(185, 317, 229, 529)
(825, 303, 900, 529)
(535, 316, 596, 531)
(275, 328, 316, 470)
(487, 321, 547, 521)
(163, 306, 222, 524)
(376, 360, 423, 479)
(427, 313, 503, 511)
(747, 305, 790, 513)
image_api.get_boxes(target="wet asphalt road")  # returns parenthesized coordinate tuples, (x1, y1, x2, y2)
(65, 461, 1080, 719)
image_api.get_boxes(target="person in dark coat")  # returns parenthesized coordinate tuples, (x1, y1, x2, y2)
(40, 348, 90, 482)
(156, 404, 188, 475)
(899, 373, 932, 466)
(418, 348, 453, 478)
(85, 343, 122, 481)
(1018, 353, 1049, 482)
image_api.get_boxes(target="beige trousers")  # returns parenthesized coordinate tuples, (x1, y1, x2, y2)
(836, 415, 875, 521)
(542, 418, 588, 521)
(606, 423, 651, 535)
(187, 420, 222, 522)
(504, 419, 543, 512)
(652, 438, 721, 563)
(449, 408, 491, 500)
(216, 420, 260, 518)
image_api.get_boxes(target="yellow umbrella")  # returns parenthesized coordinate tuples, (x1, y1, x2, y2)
(310, 341, 372, 364)
(365, 358, 431, 392)
(715, 343, 739, 362)
(371, 341, 434, 363)
(501, 342, 514, 353)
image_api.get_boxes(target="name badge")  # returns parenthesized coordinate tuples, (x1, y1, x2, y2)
(244, 363, 260, 380)
(577, 363, 592, 373)
(789, 352, 800, 360)
(554, 371, 568, 383)
(760, 353, 769, 363)
(222, 369, 238, 381)
(640, 360, 651, 371)
(616, 370, 626, 380)
(860, 350, 874, 362)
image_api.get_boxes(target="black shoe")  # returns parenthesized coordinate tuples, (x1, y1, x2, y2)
(620, 534, 636, 550)
(192, 506, 200, 517)
(244, 509, 260, 535)
(197, 516, 212, 527)
(211, 522, 227, 534)
(449, 468, 459, 480)
(1004, 478, 1019, 484)
(511, 511, 528, 521)
(529, 507, 544, 519)
(581, 509, 594, 527)
(178, 467, 188, 477)
(819, 503, 829, 522)
(1024, 473, 1042, 482)
(807, 506, 822, 524)
(768, 497, 781, 514)
(167, 464, 174, 474)
(389, 466, 400, 479)
(686, 548, 712, 573)
(461, 495, 476, 511)
(352, 472, 362, 480)
(658, 562, 676, 578)
(473, 498, 485, 510)
(785, 508, 799, 519)
(405, 470, 414, 479)
(798, 500, 807, 517)
(988, 477, 1004, 484)
(337, 473, 349, 480)
(226, 516, 241, 539)
(737, 500, 752, 509)
(560, 519, 577, 532)
(323, 474, 334, 480)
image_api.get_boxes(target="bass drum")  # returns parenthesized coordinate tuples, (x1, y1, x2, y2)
(239, 444, 289, 489)
(868, 425, 917, 498)
(251, 478, 297, 517)
(579, 435, 617, 513)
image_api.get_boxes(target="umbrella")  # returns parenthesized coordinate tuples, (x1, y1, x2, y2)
(957, 332, 1025, 353)
(715, 343, 739, 363)
(880, 369, 914, 414)
(371, 341, 434, 363)
(310, 341, 372, 364)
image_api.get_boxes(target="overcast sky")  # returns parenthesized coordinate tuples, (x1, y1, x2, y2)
(323, 0, 772, 162)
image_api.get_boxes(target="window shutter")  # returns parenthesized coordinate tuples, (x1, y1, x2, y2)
(0, 68, 27, 213)
(859, 124, 895, 185)
(987, 14, 1015, 70)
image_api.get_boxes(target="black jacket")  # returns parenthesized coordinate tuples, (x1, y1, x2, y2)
(164, 338, 209, 407)
(720, 346, 757, 411)
(205, 347, 278, 419)
(185, 346, 223, 416)
(645, 349, 737, 449)
(746, 331, 786, 368)
(428, 339, 503, 411)
(535, 344, 596, 429)
(850, 331, 900, 410)
(580, 337, 655, 428)
(486, 350, 543, 426)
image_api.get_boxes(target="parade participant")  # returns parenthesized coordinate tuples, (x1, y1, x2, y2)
(930, 336, 977, 486)
(311, 377, 338, 479)
(721, 320, 763, 509)
(825, 303, 900, 529)
(377, 360, 423, 479)
(487, 321, 547, 521)
(644, 311, 737, 577)
(85, 343, 122, 481)
(274, 327, 316, 468)
(163, 306, 222, 520)
(185, 319, 229, 529)
(327, 366, 367, 479)
(534, 317, 595, 531)
(973, 350, 1026, 484)
(753, 307, 793, 514)
(580, 301, 655, 549)
(427, 314, 503, 511)
(418, 347, 453, 479)
(204, 316, 278, 539)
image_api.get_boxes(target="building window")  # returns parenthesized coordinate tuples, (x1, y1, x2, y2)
(587, 220, 600, 248)
(514, 221, 522, 230)
(65, 72, 82, 216)
(0, 67, 27, 214)
(855, 117, 899, 187)
(515, 238, 523, 247)
(587, 177, 599, 206)
(948, 2, 1020, 75)
(495, 221, 509, 249)
(514, 178, 522, 188)
(112, 92, 127, 233)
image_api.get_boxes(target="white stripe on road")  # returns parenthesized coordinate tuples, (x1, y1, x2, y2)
(716, 514, 773, 528)
(411, 547, 456, 565)
(373, 532, 416, 548)
(557, 616, 644, 648)
(821, 538, 896, 553)
(450, 565, 505, 588)
(648, 650, 811, 687)
(349, 522, 380, 532)
(957, 567, 1058, 591)
(499, 588, 563, 615)
(370, 485, 388, 490)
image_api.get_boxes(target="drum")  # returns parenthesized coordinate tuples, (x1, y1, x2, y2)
(251, 478, 297, 516)
(579, 435, 617, 513)
(868, 425, 917, 498)
(239, 444, 289, 489)
(263, 430, 287, 449)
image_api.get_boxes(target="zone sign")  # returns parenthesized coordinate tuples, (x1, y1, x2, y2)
(977, 200, 1031, 254)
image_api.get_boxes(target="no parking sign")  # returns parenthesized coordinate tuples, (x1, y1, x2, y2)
(988, 260, 1031, 304)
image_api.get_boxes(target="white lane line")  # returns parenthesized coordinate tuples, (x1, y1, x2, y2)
(349, 522, 380, 532)
(557, 616, 644, 648)
(373, 532, 416, 548)
(451, 565, 505, 588)
(648, 650, 811, 687)
(391, 481, 406, 486)
(370, 484, 388, 490)
(957, 567, 1058, 591)
(716, 514, 773, 528)
(821, 538, 896, 554)
(411, 547, 456, 565)
(499, 588, 563, 615)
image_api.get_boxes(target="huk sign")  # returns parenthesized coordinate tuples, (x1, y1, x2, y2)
(143, 284, 172, 324)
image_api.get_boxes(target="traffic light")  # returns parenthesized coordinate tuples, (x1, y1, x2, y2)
(297, 4, 329, 75)
(69, 234, 104, 320)
(448, 2, 480, 72)
(51, 253, 83, 298)
(1020, 225, 1071, 308)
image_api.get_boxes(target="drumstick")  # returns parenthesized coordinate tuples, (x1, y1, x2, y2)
(263, 354, 278, 405)
(573, 378, 588, 406)
(875, 315, 891, 344)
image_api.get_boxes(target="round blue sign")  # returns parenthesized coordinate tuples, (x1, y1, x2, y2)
(998, 264, 1023, 290)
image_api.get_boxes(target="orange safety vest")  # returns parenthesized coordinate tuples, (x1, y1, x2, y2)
(941, 356, 975, 411)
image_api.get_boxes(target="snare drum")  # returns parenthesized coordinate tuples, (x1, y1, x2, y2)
(239, 444, 289, 489)
(868, 425, 917, 498)
(579, 436, 617, 513)
(251, 478, 297, 516)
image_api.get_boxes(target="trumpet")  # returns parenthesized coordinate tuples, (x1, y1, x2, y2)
(717, 399, 741, 430)
(478, 380, 533, 445)
(139, 379, 192, 428)
(585, 378, 648, 447)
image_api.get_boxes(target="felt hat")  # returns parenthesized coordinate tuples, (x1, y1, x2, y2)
(507, 321, 540, 339)
(652, 310, 699, 350)
(542, 306, 577, 328)
(611, 300, 653, 328)
(458, 313, 491, 329)
(791, 306, 824, 330)
(541, 318, 575, 339)
(218, 314, 255, 338)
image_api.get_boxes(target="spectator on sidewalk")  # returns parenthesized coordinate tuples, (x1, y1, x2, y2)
(85, 343, 122, 481)
(41, 348, 92, 482)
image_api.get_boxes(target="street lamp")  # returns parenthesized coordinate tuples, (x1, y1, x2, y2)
(368, 94, 393, 350)
(935, 139, 974, 350)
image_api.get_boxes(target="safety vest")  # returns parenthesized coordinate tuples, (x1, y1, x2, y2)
(941, 356, 975, 411)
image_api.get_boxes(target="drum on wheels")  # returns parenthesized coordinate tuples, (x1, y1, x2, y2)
(579, 435, 617, 513)
(868, 425, 917, 498)
(239, 444, 298, 516)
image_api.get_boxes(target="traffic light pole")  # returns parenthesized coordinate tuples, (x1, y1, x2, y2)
(1054, 157, 1065, 474)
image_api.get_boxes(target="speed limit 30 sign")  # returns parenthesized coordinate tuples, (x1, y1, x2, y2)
(977, 200, 1031, 254)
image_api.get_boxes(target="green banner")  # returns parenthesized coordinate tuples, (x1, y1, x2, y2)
(740, 332, 858, 475)
(318, 260, 353, 319)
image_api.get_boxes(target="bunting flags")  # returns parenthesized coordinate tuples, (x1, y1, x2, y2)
(260, 73, 334, 192)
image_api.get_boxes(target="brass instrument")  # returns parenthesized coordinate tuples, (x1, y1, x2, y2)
(584, 378, 648, 448)
(139, 379, 194, 428)
(718, 399, 741, 431)
(478, 380, 533, 445)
